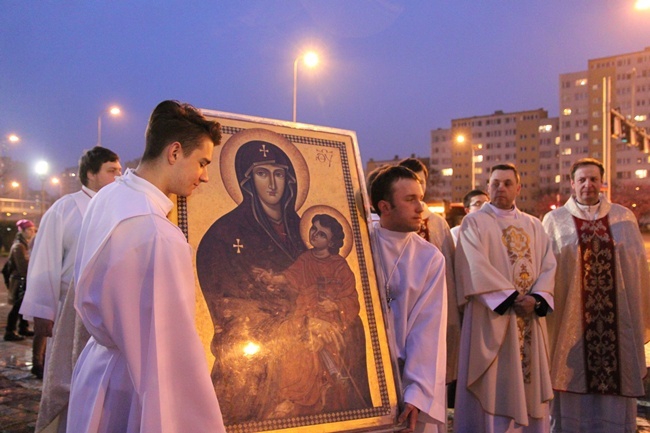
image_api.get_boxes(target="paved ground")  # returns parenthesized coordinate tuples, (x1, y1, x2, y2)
(2, 236, 650, 433)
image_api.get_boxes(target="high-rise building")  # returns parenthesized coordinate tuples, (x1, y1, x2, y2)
(430, 109, 560, 216)
(426, 46, 650, 218)
(559, 46, 650, 205)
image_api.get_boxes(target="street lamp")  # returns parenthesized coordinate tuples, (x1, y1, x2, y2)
(10, 181, 21, 199)
(35, 160, 49, 220)
(456, 134, 478, 190)
(51, 177, 63, 199)
(635, 0, 650, 10)
(1, 134, 20, 195)
(97, 106, 121, 146)
(293, 51, 319, 122)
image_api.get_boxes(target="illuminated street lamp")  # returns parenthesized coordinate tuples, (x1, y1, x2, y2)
(456, 134, 479, 190)
(293, 51, 319, 123)
(35, 160, 49, 220)
(635, 0, 650, 10)
(10, 180, 22, 199)
(97, 105, 122, 146)
(51, 177, 62, 198)
(1, 134, 21, 194)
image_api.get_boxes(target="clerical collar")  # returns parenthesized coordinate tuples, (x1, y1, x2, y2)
(488, 203, 518, 219)
(574, 198, 601, 220)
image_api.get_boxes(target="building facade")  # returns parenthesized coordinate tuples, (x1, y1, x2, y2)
(559, 46, 650, 216)
(430, 109, 560, 216)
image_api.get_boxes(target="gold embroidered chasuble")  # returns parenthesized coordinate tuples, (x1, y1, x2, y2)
(542, 196, 650, 397)
(455, 204, 556, 426)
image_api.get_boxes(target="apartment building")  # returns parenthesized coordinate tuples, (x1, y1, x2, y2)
(559, 46, 650, 202)
(430, 109, 560, 216)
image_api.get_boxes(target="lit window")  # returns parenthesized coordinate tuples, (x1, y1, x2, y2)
(575, 133, 581, 141)
(635, 169, 647, 179)
(539, 124, 553, 133)
(634, 114, 647, 122)
(441, 168, 453, 176)
(562, 148, 572, 156)
(576, 79, 587, 86)
(555, 175, 561, 183)
(563, 108, 572, 116)
(475, 155, 484, 163)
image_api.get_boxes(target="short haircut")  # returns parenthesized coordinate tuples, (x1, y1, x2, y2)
(370, 165, 419, 216)
(78, 146, 120, 187)
(312, 214, 345, 255)
(462, 189, 489, 208)
(570, 157, 604, 180)
(490, 163, 520, 184)
(366, 165, 387, 199)
(141, 100, 221, 162)
(398, 157, 428, 179)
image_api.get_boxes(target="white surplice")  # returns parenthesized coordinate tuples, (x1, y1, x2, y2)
(19, 186, 94, 433)
(20, 186, 93, 322)
(542, 195, 650, 433)
(68, 169, 225, 433)
(372, 222, 448, 432)
(454, 204, 556, 433)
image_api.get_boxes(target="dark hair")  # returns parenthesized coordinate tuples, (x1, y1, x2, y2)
(142, 100, 221, 162)
(370, 165, 419, 216)
(366, 165, 387, 200)
(312, 214, 345, 255)
(489, 163, 520, 184)
(398, 157, 428, 179)
(462, 189, 489, 208)
(570, 157, 604, 180)
(78, 146, 120, 187)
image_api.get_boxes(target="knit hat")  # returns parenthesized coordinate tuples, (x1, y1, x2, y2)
(16, 219, 35, 231)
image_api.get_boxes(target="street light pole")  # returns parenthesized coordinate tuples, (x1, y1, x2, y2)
(292, 51, 319, 123)
(456, 134, 476, 190)
(97, 106, 122, 146)
(470, 145, 476, 190)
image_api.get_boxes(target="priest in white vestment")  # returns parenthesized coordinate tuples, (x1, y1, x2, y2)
(370, 165, 448, 433)
(19, 147, 121, 433)
(454, 163, 556, 433)
(67, 101, 225, 433)
(542, 158, 650, 433)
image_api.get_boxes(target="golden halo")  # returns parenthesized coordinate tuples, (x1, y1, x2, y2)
(219, 128, 310, 210)
(299, 205, 354, 258)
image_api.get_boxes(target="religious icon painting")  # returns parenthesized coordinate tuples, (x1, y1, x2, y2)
(176, 110, 400, 433)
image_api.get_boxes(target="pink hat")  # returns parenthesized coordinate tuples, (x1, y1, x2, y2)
(16, 219, 35, 231)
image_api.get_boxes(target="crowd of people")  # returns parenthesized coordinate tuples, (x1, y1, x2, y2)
(2, 98, 648, 433)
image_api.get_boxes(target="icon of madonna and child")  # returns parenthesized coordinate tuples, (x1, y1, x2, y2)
(196, 130, 373, 425)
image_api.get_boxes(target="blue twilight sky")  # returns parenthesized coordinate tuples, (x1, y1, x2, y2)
(1, 0, 649, 185)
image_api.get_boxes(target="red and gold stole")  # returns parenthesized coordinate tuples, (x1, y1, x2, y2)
(573, 215, 620, 394)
